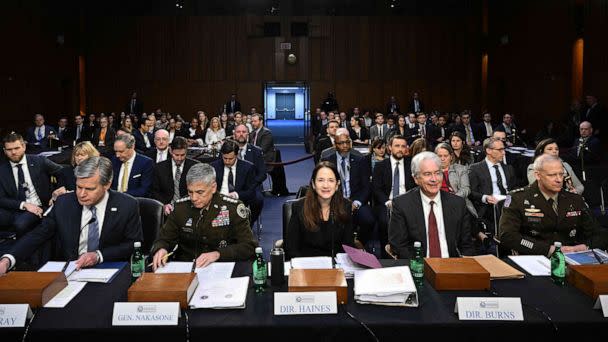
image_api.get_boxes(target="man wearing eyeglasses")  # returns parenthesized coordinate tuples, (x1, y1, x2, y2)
(321, 129, 374, 250)
(499, 155, 607, 255)
(468, 137, 518, 250)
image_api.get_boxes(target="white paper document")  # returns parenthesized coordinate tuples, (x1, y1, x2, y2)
(354, 266, 418, 307)
(37, 260, 77, 277)
(195, 262, 235, 282)
(68, 268, 119, 283)
(44, 281, 87, 308)
(154, 261, 194, 273)
(290, 257, 333, 269)
(508, 255, 551, 276)
(335, 253, 366, 279)
(189, 276, 249, 309)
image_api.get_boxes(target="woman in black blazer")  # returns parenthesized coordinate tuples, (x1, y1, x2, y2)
(286, 161, 354, 258)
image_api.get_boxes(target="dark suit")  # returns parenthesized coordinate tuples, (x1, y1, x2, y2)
(468, 159, 518, 236)
(389, 189, 474, 259)
(322, 152, 375, 245)
(372, 157, 416, 253)
(71, 124, 89, 143)
(26, 125, 55, 148)
(570, 136, 601, 164)
(429, 124, 451, 145)
(314, 136, 333, 164)
(454, 123, 483, 144)
(111, 154, 154, 197)
(56, 166, 76, 192)
(132, 129, 154, 153)
(91, 127, 116, 150)
(55, 126, 73, 146)
(150, 158, 198, 205)
(211, 159, 257, 205)
(8, 190, 143, 265)
(144, 148, 170, 163)
(386, 102, 400, 115)
(408, 99, 424, 113)
(240, 144, 265, 224)
(225, 100, 241, 114)
(126, 98, 143, 115)
(0, 156, 63, 236)
(249, 127, 275, 167)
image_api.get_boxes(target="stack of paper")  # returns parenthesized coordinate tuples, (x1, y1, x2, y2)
(565, 249, 608, 265)
(335, 253, 366, 279)
(508, 255, 550, 276)
(38, 261, 77, 277)
(354, 266, 418, 307)
(195, 262, 235, 282)
(44, 282, 87, 308)
(68, 268, 120, 283)
(290, 256, 333, 269)
(154, 261, 194, 273)
(189, 276, 249, 309)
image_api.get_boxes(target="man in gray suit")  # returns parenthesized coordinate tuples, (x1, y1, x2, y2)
(369, 113, 389, 142)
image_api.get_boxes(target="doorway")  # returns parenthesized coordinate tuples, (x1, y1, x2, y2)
(264, 82, 309, 144)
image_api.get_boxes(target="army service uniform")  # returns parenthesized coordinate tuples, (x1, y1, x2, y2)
(152, 193, 257, 261)
(499, 181, 600, 256)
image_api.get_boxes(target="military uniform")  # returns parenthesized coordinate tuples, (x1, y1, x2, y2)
(499, 181, 601, 256)
(152, 193, 257, 261)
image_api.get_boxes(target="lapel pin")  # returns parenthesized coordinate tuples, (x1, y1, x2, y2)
(111, 207, 117, 211)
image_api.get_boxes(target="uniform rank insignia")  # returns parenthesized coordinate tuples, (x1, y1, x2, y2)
(520, 239, 534, 249)
(218, 240, 228, 248)
(524, 199, 530, 205)
(185, 218, 193, 227)
(565, 211, 581, 217)
(237, 203, 248, 219)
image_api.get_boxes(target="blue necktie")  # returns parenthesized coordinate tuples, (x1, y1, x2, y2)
(37, 128, 43, 141)
(392, 161, 400, 198)
(87, 206, 100, 252)
(16, 164, 26, 201)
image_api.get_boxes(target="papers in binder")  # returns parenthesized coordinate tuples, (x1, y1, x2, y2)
(68, 268, 120, 283)
(195, 262, 235, 282)
(189, 276, 249, 309)
(291, 257, 333, 269)
(508, 255, 550, 276)
(44, 281, 87, 308)
(354, 266, 418, 307)
(565, 249, 608, 265)
(154, 261, 194, 274)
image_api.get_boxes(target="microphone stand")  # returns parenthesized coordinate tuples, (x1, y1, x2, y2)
(579, 139, 587, 181)
(330, 211, 336, 268)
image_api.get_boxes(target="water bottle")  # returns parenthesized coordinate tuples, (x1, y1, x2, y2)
(130, 241, 145, 280)
(270, 247, 285, 286)
(551, 241, 566, 286)
(410, 241, 424, 288)
(252, 247, 267, 293)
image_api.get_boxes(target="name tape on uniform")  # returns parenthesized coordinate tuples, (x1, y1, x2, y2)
(274, 292, 337, 315)
(0, 304, 33, 328)
(112, 302, 180, 326)
(455, 297, 523, 321)
(593, 295, 608, 317)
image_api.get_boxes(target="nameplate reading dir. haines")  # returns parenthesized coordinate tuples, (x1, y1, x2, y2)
(455, 297, 524, 321)
(274, 292, 337, 315)
(112, 302, 180, 326)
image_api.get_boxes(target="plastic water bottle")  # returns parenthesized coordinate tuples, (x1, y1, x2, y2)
(253, 247, 267, 293)
(130, 241, 145, 280)
(551, 241, 566, 286)
(410, 241, 424, 288)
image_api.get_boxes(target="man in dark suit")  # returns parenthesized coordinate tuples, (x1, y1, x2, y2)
(55, 116, 73, 147)
(468, 137, 518, 246)
(321, 130, 374, 246)
(429, 114, 451, 146)
(369, 113, 389, 142)
(145, 129, 171, 163)
(250, 113, 289, 196)
(0, 156, 143, 274)
(26, 114, 55, 149)
(150, 137, 199, 215)
(372, 135, 416, 256)
(211, 141, 257, 209)
(454, 112, 483, 147)
(569, 121, 601, 165)
(480, 112, 495, 139)
(583, 95, 605, 136)
(132, 118, 154, 153)
(111, 134, 154, 198)
(314, 120, 339, 163)
(225, 94, 241, 114)
(386, 96, 400, 116)
(126, 91, 143, 116)
(0, 133, 63, 237)
(234, 124, 265, 224)
(72, 114, 89, 143)
(408, 91, 424, 113)
(389, 151, 474, 258)
(91, 116, 116, 156)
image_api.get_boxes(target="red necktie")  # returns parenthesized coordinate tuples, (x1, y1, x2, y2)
(428, 201, 441, 257)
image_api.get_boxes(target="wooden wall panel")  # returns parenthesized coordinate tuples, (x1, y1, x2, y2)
(584, 0, 608, 103)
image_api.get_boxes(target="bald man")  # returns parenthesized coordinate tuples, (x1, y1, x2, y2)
(145, 129, 171, 163)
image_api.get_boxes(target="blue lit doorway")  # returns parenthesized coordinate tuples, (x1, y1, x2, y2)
(263, 82, 309, 144)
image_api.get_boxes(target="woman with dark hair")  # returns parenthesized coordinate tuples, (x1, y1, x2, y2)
(409, 137, 427, 158)
(349, 116, 369, 145)
(526, 138, 584, 194)
(435, 142, 477, 217)
(366, 138, 387, 171)
(393, 115, 407, 137)
(186, 117, 205, 146)
(450, 131, 472, 166)
(286, 161, 354, 258)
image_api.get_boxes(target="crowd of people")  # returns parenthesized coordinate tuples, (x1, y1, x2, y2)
(0, 90, 607, 274)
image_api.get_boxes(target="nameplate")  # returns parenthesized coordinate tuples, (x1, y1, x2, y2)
(0, 304, 33, 328)
(593, 295, 608, 317)
(112, 302, 180, 326)
(455, 297, 523, 321)
(274, 292, 337, 315)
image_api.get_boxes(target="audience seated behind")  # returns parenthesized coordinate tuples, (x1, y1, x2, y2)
(286, 162, 354, 258)
(55, 141, 100, 196)
(25, 114, 55, 149)
(0, 156, 143, 274)
(526, 138, 584, 195)
(233, 124, 265, 224)
(111, 133, 154, 198)
(210, 141, 257, 208)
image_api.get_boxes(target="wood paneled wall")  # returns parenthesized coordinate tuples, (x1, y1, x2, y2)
(85, 14, 481, 119)
(584, 0, 608, 104)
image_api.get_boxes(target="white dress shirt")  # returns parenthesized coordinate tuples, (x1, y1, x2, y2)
(220, 162, 238, 198)
(388, 156, 406, 201)
(34, 125, 46, 143)
(117, 153, 137, 193)
(483, 158, 508, 203)
(156, 149, 168, 163)
(10, 156, 42, 208)
(420, 191, 450, 258)
(169, 130, 175, 143)
(336, 153, 351, 200)
(143, 131, 151, 148)
(484, 122, 493, 137)
(79, 191, 110, 262)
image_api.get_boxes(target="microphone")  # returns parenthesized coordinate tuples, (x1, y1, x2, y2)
(79, 216, 97, 232)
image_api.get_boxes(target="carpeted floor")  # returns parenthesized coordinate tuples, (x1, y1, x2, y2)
(266, 119, 306, 144)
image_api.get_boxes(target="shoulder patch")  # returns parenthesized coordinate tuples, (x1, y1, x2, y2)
(237, 203, 249, 219)
(175, 196, 191, 203)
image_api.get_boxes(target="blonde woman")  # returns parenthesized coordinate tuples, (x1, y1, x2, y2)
(52, 141, 100, 203)
(204, 116, 226, 146)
